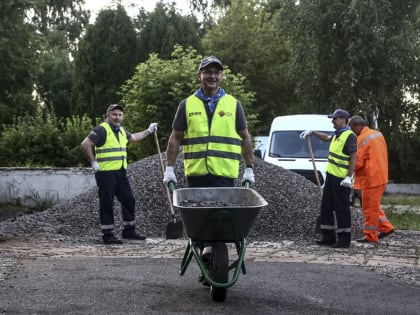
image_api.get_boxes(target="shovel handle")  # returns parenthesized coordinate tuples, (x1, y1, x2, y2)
(306, 137, 323, 197)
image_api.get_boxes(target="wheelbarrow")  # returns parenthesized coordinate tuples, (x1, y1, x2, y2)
(172, 186, 268, 302)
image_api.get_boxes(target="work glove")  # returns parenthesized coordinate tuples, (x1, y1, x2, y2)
(340, 176, 353, 188)
(242, 167, 255, 186)
(91, 161, 100, 173)
(163, 166, 177, 184)
(299, 130, 312, 139)
(148, 122, 158, 134)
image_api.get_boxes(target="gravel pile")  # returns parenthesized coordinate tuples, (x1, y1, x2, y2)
(0, 153, 364, 243)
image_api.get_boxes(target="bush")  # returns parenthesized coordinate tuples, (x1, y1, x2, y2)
(0, 108, 93, 167)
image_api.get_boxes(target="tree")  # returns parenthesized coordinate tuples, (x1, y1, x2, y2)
(119, 45, 257, 161)
(71, 5, 137, 119)
(31, 0, 89, 119)
(36, 48, 74, 118)
(202, 0, 294, 135)
(278, 0, 420, 182)
(136, 2, 202, 62)
(0, 0, 89, 127)
(0, 0, 39, 127)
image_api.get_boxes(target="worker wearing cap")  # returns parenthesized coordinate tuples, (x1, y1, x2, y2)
(81, 104, 158, 244)
(300, 109, 357, 248)
(163, 56, 255, 279)
(349, 115, 394, 243)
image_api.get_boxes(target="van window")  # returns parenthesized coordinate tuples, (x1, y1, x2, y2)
(268, 131, 333, 158)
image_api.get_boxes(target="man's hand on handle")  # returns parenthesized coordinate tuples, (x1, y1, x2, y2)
(148, 122, 158, 134)
(163, 166, 177, 184)
(242, 167, 255, 185)
(299, 130, 312, 139)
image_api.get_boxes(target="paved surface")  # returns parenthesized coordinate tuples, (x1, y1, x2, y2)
(2, 228, 419, 268)
(1, 232, 419, 314)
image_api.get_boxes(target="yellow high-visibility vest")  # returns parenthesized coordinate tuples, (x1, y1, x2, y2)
(95, 122, 127, 171)
(326, 130, 354, 178)
(183, 94, 242, 178)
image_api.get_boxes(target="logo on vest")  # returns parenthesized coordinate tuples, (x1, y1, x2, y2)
(188, 111, 202, 117)
(218, 110, 232, 117)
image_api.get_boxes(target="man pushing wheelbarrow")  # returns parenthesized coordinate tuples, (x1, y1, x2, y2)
(163, 56, 265, 301)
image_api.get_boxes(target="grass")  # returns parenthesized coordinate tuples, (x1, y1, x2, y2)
(382, 195, 420, 206)
(384, 210, 420, 231)
(352, 195, 420, 231)
(382, 195, 420, 231)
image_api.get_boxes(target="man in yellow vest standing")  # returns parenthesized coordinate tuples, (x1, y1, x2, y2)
(349, 115, 394, 243)
(300, 109, 357, 248)
(81, 104, 157, 244)
(163, 56, 255, 273)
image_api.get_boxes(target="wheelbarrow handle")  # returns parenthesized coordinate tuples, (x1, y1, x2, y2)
(243, 180, 251, 188)
(168, 181, 176, 192)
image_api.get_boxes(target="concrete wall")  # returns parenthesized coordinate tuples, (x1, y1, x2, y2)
(385, 183, 420, 195)
(0, 168, 96, 206)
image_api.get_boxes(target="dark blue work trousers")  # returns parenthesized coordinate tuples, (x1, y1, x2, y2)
(95, 168, 135, 231)
(320, 173, 352, 231)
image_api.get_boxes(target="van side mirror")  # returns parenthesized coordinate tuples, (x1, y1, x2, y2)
(254, 149, 262, 159)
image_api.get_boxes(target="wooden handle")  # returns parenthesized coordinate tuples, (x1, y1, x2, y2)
(153, 130, 176, 216)
(306, 137, 323, 197)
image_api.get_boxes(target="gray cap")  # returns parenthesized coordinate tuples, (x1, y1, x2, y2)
(328, 109, 349, 119)
(107, 104, 123, 112)
(198, 56, 223, 71)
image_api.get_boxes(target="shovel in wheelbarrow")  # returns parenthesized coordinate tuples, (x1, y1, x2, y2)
(153, 130, 183, 239)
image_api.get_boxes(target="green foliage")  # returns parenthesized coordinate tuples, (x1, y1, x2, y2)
(119, 45, 256, 161)
(136, 2, 202, 62)
(382, 196, 420, 206)
(384, 209, 420, 231)
(0, 108, 92, 167)
(71, 5, 138, 119)
(60, 115, 95, 166)
(0, 0, 39, 127)
(36, 48, 74, 118)
(202, 0, 294, 134)
(30, 0, 89, 54)
(0, 0, 89, 129)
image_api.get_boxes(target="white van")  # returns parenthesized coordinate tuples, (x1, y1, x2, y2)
(264, 114, 334, 187)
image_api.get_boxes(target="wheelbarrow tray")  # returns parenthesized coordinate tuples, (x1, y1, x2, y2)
(173, 187, 267, 241)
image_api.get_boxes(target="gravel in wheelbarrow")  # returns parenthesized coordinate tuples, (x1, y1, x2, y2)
(173, 187, 268, 242)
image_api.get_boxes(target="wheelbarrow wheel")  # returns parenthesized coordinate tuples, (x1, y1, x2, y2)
(210, 242, 228, 302)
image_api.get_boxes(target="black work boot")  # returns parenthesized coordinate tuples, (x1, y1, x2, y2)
(332, 232, 351, 248)
(122, 227, 146, 240)
(316, 229, 336, 246)
(102, 233, 123, 245)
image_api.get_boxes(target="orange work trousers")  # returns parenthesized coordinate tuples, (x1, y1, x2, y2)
(361, 184, 394, 242)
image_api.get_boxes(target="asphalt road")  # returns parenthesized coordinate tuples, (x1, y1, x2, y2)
(1, 255, 419, 314)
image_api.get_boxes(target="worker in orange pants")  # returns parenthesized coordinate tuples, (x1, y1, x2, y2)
(360, 184, 394, 242)
(349, 116, 395, 243)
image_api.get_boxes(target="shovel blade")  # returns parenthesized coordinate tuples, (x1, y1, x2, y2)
(166, 220, 183, 239)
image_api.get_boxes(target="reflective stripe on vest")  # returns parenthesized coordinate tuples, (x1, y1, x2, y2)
(95, 122, 128, 171)
(183, 94, 242, 178)
(326, 130, 354, 178)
